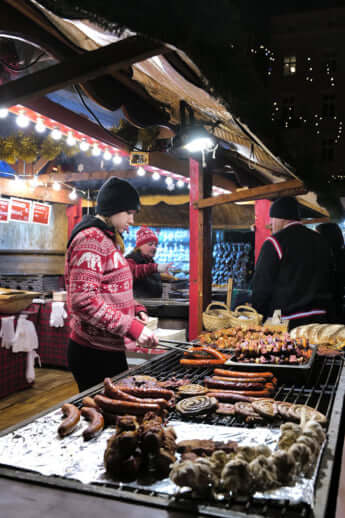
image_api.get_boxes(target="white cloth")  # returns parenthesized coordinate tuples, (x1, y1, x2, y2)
(0, 316, 15, 349)
(11, 315, 40, 384)
(49, 301, 67, 327)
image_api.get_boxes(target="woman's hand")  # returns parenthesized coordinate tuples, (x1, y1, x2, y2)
(137, 327, 158, 347)
(137, 311, 149, 324)
(157, 262, 174, 274)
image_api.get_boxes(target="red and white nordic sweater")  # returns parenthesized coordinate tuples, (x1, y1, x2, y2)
(65, 225, 157, 352)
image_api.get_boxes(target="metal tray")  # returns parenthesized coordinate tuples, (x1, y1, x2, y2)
(224, 345, 317, 383)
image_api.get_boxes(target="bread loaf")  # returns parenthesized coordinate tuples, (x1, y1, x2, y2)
(291, 323, 345, 346)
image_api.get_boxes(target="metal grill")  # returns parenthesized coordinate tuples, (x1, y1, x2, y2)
(83, 350, 343, 429)
(1, 350, 344, 518)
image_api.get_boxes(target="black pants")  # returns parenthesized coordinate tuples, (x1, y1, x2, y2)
(67, 339, 128, 393)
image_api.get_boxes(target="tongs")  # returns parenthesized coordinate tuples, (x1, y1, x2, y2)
(157, 338, 197, 352)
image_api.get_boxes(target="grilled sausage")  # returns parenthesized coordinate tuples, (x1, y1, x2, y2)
(213, 369, 274, 379)
(212, 375, 268, 384)
(104, 378, 169, 408)
(58, 403, 81, 437)
(204, 377, 265, 391)
(81, 407, 104, 441)
(115, 386, 174, 401)
(206, 391, 255, 403)
(81, 396, 101, 411)
(180, 358, 226, 366)
(94, 394, 160, 415)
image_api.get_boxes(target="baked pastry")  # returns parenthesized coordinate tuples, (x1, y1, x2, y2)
(252, 399, 278, 419)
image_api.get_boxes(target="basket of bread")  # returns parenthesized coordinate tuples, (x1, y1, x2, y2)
(290, 323, 345, 356)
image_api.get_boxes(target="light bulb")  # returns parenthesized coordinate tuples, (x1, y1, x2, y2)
(137, 167, 146, 176)
(51, 128, 62, 140)
(31, 176, 40, 187)
(69, 189, 77, 200)
(0, 108, 8, 119)
(152, 171, 160, 181)
(35, 118, 46, 133)
(165, 176, 173, 185)
(66, 132, 76, 146)
(16, 112, 30, 128)
(177, 179, 184, 188)
(52, 181, 61, 191)
(112, 154, 122, 164)
(80, 139, 90, 152)
(92, 144, 101, 156)
(103, 149, 112, 160)
(167, 182, 175, 191)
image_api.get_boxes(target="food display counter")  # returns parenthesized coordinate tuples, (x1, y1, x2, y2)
(136, 297, 189, 330)
(0, 342, 344, 518)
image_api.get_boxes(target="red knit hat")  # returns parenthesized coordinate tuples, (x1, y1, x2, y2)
(136, 226, 158, 247)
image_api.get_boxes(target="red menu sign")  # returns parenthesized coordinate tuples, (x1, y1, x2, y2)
(9, 198, 31, 223)
(0, 199, 9, 222)
(32, 202, 51, 225)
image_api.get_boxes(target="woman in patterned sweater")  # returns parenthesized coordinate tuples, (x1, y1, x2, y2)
(65, 177, 159, 392)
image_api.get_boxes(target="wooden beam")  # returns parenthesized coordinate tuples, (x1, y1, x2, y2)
(189, 159, 212, 339)
(213, 173, 238, 193)
(149, 152, 189, 177)
(25, 97, 127, 151)
(0, 178, 77, 204)
(38, 170, 136, 184)
(195, 179, 306, 209)
(0, 36, 167, 108)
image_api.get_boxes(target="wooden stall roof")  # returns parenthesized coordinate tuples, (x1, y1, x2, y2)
(0, 0, 329, 217)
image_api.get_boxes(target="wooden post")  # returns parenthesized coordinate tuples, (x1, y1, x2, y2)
(66, 200, 83, 239)
(189, 159, 212, 340)
(255, 199, 271, 263)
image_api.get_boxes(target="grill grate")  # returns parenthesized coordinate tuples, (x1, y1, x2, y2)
(83, 351, 343, 429)
(1, 350, 343, 518)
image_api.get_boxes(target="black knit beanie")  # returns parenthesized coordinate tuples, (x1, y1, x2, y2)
(96, 176, 140, 216)
(269, 196, 300, 220)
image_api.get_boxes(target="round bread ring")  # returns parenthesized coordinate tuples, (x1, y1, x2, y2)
(177, 384, 208, 397)
(288, 404, 327, 426)
(176, 395, 218, 416)
(252, 399, 278, 419)
(277, 401, 292, 419)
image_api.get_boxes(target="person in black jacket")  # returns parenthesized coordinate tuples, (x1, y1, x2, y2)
(126, 226, 169, 298)
(252, 197, 332, 329)
(316, 222, 345, 323)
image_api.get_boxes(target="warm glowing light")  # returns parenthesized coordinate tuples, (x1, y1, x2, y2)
(152, 172, 160, 181)
(92, 144, 101, 156)
(165, 176, 173, 185)
(51, 128, 62, 140)
(137, 167, 146, 176)
(103, 149, 112, 160)
(66, 132, 76, 146)
(69, 189, 78, 200)
(31, 176, 40, 187)
(112, 154, 122, 164)
(52, 181, 61, 191)
(177, 179, 185, 188)
(16, 112, 30, 128)
(35, 118, 46, 133)
(80, 139, 90, 152)
(0, 108, 8, 119)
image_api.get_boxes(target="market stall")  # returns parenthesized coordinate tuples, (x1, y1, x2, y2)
(0, 330, 344, 518)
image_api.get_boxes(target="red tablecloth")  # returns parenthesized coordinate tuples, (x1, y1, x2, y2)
(0, 303, 40, 399)
(37, 302, 70, 368)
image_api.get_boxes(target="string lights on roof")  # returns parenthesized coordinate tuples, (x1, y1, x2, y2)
(0, 105, 193, 196)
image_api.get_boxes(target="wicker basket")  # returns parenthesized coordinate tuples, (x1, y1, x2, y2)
(202, 302, 232, 331)
(0, 288, 40, 314)
(228, 305, 263, 329)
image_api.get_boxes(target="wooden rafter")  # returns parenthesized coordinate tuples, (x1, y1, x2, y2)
(0, 177, 77, 204)
(38, 170, 136, 184)
(195, 179, 306, 209)
(0, 36, 168, 108)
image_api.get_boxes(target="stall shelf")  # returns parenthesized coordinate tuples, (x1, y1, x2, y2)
(0, 349, 344, 518)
